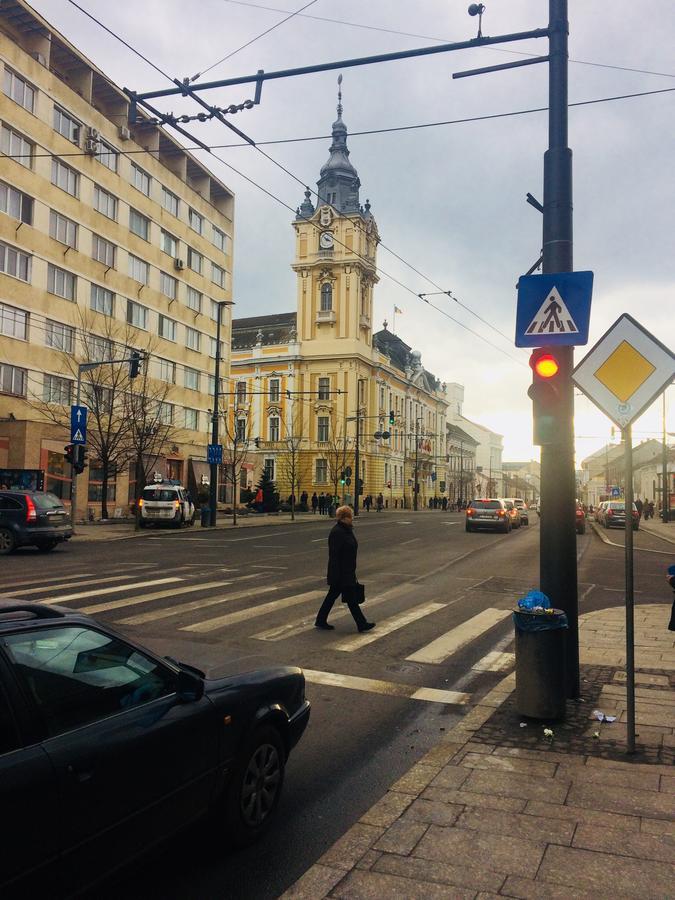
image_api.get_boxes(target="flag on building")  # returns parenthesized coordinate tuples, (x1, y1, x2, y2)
(394, 306, 403, 314)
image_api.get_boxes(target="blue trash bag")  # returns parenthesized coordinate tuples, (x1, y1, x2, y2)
(517, 589, 551, 611)
(513, 610, 568, 632)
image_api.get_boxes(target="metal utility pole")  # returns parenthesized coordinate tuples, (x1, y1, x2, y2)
(70, 370, 84, 527)
(353, 378, 364, 517)
(662, 391, 670, 523)
(413, 418, 420, 511)
(209, 301, 223, 526)
(538, 0, 579, 698)
(623, 425, 636, 752)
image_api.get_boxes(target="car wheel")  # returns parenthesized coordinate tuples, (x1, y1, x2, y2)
(36, 540, 59, 552)
(223, 725, 285, 847)
(465, 522, 473, 532)
(138, 519, 147, 529)
(172, 513, 184, 529)
(0, 528, 16, 554)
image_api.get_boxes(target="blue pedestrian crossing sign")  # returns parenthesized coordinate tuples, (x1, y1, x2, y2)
(70, 405, 88, 444)
(207, 444, 223, 465)
(515, 271, 593, 347)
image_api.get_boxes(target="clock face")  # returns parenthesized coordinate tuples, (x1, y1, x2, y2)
(319, 231, 334, 249)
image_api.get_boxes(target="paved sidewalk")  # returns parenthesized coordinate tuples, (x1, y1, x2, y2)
(640, 519, 675, 545)
(284, 603, 675, 899)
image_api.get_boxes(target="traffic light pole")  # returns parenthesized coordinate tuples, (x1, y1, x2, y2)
(413, 418, 420, 511)
(540, 0, 579, 698)
(353, 379, 364, 517)
(69, 370, 83, 528)
(209, 301, 223, 526)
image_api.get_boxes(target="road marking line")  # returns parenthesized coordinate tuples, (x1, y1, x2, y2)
(251, 565, 288, 570)
(407, 608, 512, 665)
(42, 577, 183, 605)
(79, 580, 228, 615)
(400, 538, 421, 546)
(116, 585, 280, 625)
(472, 650, 515, 672)
(331, 602, 446, 652)
(181, 590, 325, 633)
(303, 669, 470, 705)
(5, 572, 96, 590)
(10, 574, 138, 597)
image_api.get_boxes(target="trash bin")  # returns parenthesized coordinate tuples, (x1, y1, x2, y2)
(514, 608, 568, 720)
(200, 506, 211, 527)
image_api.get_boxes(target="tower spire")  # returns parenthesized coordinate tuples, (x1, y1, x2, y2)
(337, 73, 343, 119)
(314, 73, 361, 213)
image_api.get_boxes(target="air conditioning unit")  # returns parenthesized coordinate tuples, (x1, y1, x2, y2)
(118, 125, 131, 141)
(87, 126, 100, 141)
(84, 138, 99, 155)
(174, 258, 185, 271)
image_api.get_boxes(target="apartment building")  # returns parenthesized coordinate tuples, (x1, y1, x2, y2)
(0, 0, 234, 517)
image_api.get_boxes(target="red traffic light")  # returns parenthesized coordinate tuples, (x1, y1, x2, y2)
(529, 350, 560, 379)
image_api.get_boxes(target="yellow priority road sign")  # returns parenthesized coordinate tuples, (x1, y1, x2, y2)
(572, 314, 674, 428)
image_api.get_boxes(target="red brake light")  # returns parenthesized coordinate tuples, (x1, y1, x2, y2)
(25, 495, 37, 522)
(466, 507, 475, 516)
(607, 509, 613, 517)
(497, 509, 505, 517)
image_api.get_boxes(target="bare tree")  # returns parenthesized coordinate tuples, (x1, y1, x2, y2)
(221, 404, 253, 526)
(324, 420, 352, 501)
(275, 404, 310, 520)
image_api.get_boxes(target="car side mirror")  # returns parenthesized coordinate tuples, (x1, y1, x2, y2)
(176, 668, 204, 702)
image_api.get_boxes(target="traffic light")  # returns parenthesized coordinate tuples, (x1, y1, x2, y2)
(73, 446, 88, 475)
(389, 410, 395, 425)
(527, 348, 564, 445)
(64, 444, 75, 466)
(356, 478, 364, 495)
(339, 470, 346, 486)
(129, 350, 142, 379)
(254, 437, 260, 448)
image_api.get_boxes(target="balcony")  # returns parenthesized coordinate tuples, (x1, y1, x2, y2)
(316, 309, 336, 324)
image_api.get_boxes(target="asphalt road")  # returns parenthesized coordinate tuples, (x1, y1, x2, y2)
(3, 511, 673, 899)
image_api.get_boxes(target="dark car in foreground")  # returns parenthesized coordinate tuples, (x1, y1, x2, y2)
(465, 498, 511, 533)
(0, 601, 310, 897)
(0, 490, 72, 554)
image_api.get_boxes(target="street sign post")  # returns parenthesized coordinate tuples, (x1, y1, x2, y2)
(515, 271, 593, 347)
(573, 313, 675, 754)
(70, 405, 88, 444)
(207, 444, 223, 465)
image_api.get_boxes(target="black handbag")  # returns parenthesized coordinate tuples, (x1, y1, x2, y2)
(351, 582, 365, 604)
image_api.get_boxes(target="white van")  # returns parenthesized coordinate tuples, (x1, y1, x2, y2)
(139, 480, 195, 528)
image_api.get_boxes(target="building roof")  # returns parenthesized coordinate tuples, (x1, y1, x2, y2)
(373, 327, 441, 393)
(232, 312, 297, 350)
(447, 424, 480, 447)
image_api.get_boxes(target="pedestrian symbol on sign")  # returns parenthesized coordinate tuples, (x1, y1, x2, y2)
(525, 287, 579, 337)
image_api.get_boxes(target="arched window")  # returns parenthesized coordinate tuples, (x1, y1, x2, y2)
(320, 283, 332, 311)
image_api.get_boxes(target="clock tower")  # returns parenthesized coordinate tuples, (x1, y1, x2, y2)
(292, 77, 379, 350)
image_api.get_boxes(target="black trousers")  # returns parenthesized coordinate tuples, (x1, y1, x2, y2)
(316, 584, 367, 628)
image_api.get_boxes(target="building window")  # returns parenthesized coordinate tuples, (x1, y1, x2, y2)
(315, 459, 328, 483)
(318, 376, 330, 400)
(0, 364, 26, 397)
(158, 402, 173, 425)
(0, 241, 31, 282)
(188, 247, 203, 274)
(236, 418, 247, 443)
(3, 68, 35, 113)
(269, 378, 280, 403)
(184, 367, 200, 391)
(49, 210, 77, 249)
(212, 226, 229, 254)
(320, 283, 332, 311)
(1, 124, 33, 168)
(45, 320, 75, 353)
(210, 299, 221, 321)
(211, 263, 226, 289)
(189, 208, 203, 234)
(88, 335, 113, 361)
(53, 107, 80, 143)
(162, 187, 179, 217)
(160, 271, 177, 300)
(43, 374, 71, 405)
(128, 254, 149, 284)
(317, 416, 329, 443)
(126, 300, 148, 330)
(92, 234, 115, 268)
(236, 381, 247, 405)
(157, 358, 176, 383)
(268, 416, 280, 442)
(129, 208, 150, 241)
(161, 230, 178, 256)
(158, 315, 177, 341)
(51, 158, 79, 197)
(184, 408, 199, 431)
(209, 337, 223, 359)
(185, 326, 201, 352)
(90, 284, 114, 317)
(186, 287, 202, 313)
(264, 458, 275, 482)
(0, 181, 33, 224)
(96, 139, 118, 172)
(87, 464, 117, 502)
(47, 264, 76, 301)
(0, 303, 27, 340)
(93, 184, 117, 220)
(131, 163, 151, 196)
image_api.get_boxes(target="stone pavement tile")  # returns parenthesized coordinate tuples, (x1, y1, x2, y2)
(660, 774, 675, 793)
(619, 708, 675, 727)
(456, 705, 496, 731)
(360, 792, 413, 828)
(402, 797, 464, 827)
(582, 722, 669, 744)
(566, 781, 675, 820)
(459, 752, 557, 778)
(373, 820, 428, 856)
(461, 741, 495, 755)
(461, 769, 570, 804)
(662, 733, 675, 748)
(492, 746, 572, 765)
(456, 807, 575, 845)
(523, 800, 641, 832)
(355, 850, 382, 871)
(475, 894, 504, 900)
(428, 765, 471, 790)
(281, 863, 346, 899)
(501, 874, 620, 900)
(373, 853, 504, 894)
(319, 823, 385, 872)
(572, 823, 675, 864)
(641, 817, 675, 836)
(414, 824, 545, 878)
(330, 868, 474, 899)
(390, 764, 441, 797)
(422, 785, 527, 813)
(537, 844, 675, 897)
(584, 755, 675, 777)
(555, 763, 661, 791)
(613, 672, 670, 686)
(418, 742, 466, 767)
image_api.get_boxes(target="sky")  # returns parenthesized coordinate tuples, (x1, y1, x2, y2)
(31, 0, 675, 462)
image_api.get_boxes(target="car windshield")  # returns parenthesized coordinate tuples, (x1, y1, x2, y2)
(142, 488, 178, 501)
(32, 492, 65, 510)
(470, 500, 501, 509)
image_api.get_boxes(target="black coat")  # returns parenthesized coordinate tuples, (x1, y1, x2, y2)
(326, 521, 358, 588)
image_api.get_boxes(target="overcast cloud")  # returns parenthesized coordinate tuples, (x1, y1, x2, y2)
(33, 0, 675, 461)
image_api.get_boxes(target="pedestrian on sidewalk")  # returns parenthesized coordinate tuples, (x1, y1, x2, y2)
(311, 492, 318, 514)
(318, 492, 326, 515)
(315, 505, 375, 633)
(376, 492, 384, 512)
(636, 497, 643, 518)
(364, 494, 372, 512)
(300, 490, 308, 508)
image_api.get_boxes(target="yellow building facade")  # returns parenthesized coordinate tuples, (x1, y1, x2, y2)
(231, 88, 448, 508)
(0, 0, 233, 517)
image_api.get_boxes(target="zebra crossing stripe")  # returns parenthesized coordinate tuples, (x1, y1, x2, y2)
(10, 574, 138, 597)
(6, 572, 96, 589)
(406, 608, 512, 665)
(181, 590, 325, 634)
(472, 650, 515, 672)
(79, 580, 228, 615)
(115, 584, 278, 626)
(330, 602, 446, 652)
(42, 577, 183, 605)
(302, 669, 469, 705)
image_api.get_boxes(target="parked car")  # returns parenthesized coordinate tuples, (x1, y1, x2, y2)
(602, 501, 640, 531)
(0, 600, 310, 896)
(465, 498, 511, 533)
(503, 499, 522, 529)
(575, 502, 586, 534)
(138, 479, 195, 528)
(0, 490, 72, 554)
(503, 497, 529, 526)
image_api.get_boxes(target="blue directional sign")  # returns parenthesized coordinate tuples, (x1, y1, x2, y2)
(611, 487, 621, 498)
(515, 271, 593, 347)
(70, 405, 88, 444)
(207, 443, 223, 465)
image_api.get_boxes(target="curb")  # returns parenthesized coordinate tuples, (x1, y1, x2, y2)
(640, 523, 675, 545)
